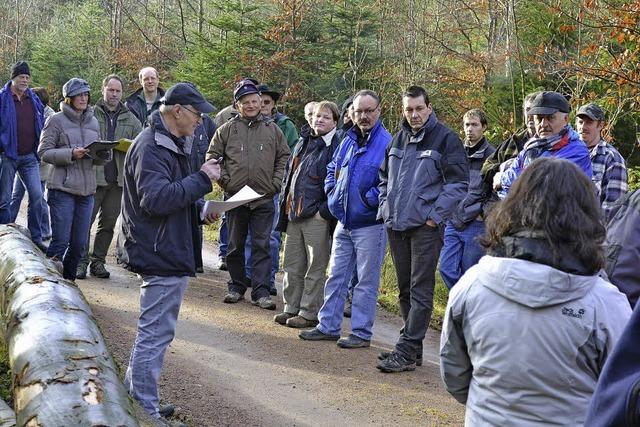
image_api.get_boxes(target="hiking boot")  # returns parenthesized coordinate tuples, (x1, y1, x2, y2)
(378, 351, 422, 366)
(196, 266, 204, 273)
(223, 291, 244, 303)
(217, 257, 227, 271)
(337, 334, 370, 349)
(286, 316, 319, 329)
(159, 404, 175, 418)
(274, 312, 296, 325)
(378, 350, 423, 366)
(299, 327, 340, 341)
(343, 299, 352, 318)
(376, 351, 416, 373)
(49, 257, 64, 275)
(76, 263, 88, 280)
(90, 261, 110, 279)
(251, 296, 276, 310)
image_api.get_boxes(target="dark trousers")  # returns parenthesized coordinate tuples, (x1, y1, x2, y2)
(226, 202, 274, 300)
(387, 224, 443, 361)
(81, 183, 122, 265)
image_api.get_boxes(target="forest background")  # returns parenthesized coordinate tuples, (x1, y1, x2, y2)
(1, 0, 640, 172)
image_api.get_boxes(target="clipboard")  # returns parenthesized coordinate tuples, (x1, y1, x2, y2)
(86, 140, 118, 159)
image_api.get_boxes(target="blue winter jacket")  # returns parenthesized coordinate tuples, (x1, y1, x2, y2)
(325, 120, 391, 229)
(0, 80, 45, 160)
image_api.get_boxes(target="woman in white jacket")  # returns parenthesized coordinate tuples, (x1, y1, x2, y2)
(440, 157, 632, 426)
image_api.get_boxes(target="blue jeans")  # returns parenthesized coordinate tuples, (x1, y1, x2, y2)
(317, 222, 386, 340)
(10, 177, 50, 239)
(439, 220, 486, 289)
(245, 194, 281, 288)
(0, 153, 44, 241)
(46, 189, 94, 280)
(125, 275, 188, 419)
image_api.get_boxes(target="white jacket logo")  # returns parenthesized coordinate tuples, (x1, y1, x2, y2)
(562, 307, 585, 319)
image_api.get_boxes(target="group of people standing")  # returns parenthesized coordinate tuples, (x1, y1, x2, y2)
(1, 58, 637, 426)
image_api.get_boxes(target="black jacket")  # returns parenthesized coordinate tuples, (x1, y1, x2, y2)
(116, 111, 213, 277)
(450, 137, 496, 230)
(276, 129, 340, 232)
(124, 87, 166, 127)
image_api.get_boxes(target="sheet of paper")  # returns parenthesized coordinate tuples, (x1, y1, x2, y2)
(200, 185, 265, 220)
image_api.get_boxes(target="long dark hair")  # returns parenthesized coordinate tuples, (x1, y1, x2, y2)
(481, 157, 605, 271)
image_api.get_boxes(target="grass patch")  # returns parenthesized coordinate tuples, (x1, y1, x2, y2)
(378, 249, 450, 331)
(0, 342, 12, 405)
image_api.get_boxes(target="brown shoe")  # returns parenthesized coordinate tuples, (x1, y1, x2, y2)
(286, 315, 319, 329)
(273, 312, 296, 325)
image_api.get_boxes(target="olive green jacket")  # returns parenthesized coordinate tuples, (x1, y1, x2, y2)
(93, 101, 142, 187)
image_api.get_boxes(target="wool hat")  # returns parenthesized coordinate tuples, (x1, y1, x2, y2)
(576, 103, 605, 121)
(528, 91, 571, 115)
(233, 80, 260, 103)
(62, 78, 91, 98)
(10, 61, 30, 79)
(161, 82, 214, 113)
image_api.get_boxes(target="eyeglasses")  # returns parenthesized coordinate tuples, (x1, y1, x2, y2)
(353, 105, 380, 116)
(182, 106, 204, 121)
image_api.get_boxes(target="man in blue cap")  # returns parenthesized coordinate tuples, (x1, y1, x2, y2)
(207, 79, 290, 310)
(116, 82, 221, 423)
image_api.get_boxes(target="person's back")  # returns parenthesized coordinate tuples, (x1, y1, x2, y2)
(444, 253, 630, 425)
(440, 157, 632, 426)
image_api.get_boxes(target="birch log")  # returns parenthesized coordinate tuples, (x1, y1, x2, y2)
(0, 225, 139, 426)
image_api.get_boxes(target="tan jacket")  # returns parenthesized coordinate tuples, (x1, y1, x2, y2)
(38, 103, 105, 196)
(207, 114, 290, 208)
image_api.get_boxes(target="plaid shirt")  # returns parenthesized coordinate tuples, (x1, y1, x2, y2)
(590, 139, 628, 216)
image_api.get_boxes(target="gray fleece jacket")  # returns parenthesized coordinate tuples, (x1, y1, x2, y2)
(440, 255, 631, 426)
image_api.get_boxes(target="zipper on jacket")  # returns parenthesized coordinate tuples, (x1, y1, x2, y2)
(627, 377, 640, 426)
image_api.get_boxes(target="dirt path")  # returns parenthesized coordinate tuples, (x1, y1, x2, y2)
(73, 240, 464, 426)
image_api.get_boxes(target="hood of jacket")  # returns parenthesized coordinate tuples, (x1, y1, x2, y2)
(476, 252, 596, 309)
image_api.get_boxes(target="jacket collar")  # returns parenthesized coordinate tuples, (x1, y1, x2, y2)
(467, 137, 491, 159)
(60, 102, 94, 124)
(151, 111, 192, 156)
(348, 119, 384, 146)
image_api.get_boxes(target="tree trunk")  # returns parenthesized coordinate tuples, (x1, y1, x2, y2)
(0, 225, 139, 426)
(0, 398, 15, 427)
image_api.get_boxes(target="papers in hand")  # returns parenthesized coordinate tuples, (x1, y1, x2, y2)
(86, 140, 118, 159)
(200, 185, 264, 220)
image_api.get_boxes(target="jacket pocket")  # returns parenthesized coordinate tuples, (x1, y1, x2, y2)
(153, 219, 167, 253)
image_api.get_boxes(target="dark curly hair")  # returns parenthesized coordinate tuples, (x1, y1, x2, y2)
(481, 157, 605, 271)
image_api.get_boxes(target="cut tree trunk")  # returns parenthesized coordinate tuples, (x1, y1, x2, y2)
(0, 225, 139, 426)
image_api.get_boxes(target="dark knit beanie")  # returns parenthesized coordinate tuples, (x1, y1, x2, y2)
(10, 61, 30, 79)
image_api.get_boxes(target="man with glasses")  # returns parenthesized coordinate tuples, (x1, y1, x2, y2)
(207, 80, 290, 310)
(377, 85, 468, 373)
(299, 89, 391, 349)
(125, 66, 165, 127)
(116, 82, 221, 423)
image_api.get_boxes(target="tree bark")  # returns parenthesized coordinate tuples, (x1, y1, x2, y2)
(0, 225, 139, 426)
(0, 398, 15, 427)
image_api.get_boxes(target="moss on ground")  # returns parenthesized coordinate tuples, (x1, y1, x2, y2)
(0, 342, 12, 405)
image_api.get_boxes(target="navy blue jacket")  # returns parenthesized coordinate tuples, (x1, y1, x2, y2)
(116, 111, 213, 277)
(0, 81, 45, 160)
(277, 129, 340, 232)
(585, 300, 640, 425)
(325, 120, 391, 229)
(378, 114, 468, 231)
(450, 137, 495, 230)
